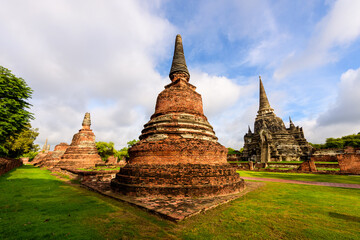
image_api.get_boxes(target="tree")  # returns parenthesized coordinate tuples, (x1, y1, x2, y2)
(95, 141, 116, 162)
(0, 66, 35, 157)
(1, 124, 39, 158)
(310, 133, 360, 149)
(115, 139, 139, 159)
(127, 139, 139, 148)
(96, 139, 139, 162)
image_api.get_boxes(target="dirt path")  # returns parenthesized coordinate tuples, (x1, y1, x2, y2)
(241, 177, 360, 189)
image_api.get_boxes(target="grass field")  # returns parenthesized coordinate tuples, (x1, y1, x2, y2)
(238, 170, 360, 185)
(1, 165, 359, 239)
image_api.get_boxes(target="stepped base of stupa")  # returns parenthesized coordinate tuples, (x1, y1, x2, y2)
(111, 163, 245, 197)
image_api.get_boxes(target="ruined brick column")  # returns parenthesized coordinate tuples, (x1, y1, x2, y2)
(111, 34, 245, 198)
(55, 113, 103, 169)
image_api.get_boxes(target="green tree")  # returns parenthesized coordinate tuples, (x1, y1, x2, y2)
(115, 139, 139, 159)
(115, 147, 129, 159)
(1, 124, 39, 158)
(22, 151, 39, 161)
(310, 133, 360, 149)
(127, 139, 139, 148)
(95, 141, 116, 162)
(0, 66, 35, 157)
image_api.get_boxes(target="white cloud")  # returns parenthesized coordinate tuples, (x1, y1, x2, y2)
(274, 0, 360, 79)
(317, 67, 360, 126)
(0, 0, 175, 149)
(295, 67, 360, 144)
(191, 73, 258, 148)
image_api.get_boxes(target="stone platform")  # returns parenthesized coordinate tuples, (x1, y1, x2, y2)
(83, 181, 261, 222)
(111, 163, 245, 197)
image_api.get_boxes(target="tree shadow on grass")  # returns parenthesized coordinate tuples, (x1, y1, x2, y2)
(0, 165, 172, 240)
(0, 166, 112, 239)
(329, 212, 360, 223)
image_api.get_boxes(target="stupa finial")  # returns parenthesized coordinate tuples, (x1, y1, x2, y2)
(169, 34, 190, 82)
(82, 112, 91, 128)
(289, 116, 295, 128)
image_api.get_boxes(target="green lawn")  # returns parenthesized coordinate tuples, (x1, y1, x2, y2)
(238, 170, 360, 184)
(1, 165, 360, 239)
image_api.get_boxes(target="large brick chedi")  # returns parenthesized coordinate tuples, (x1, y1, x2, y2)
(111, 35, 245, 197)
(55, 113, 102, 169)
(242, 77, 312, 162)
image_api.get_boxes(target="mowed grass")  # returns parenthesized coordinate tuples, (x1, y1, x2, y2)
(0, 165, 359, 240)
(0, 165, 173, 240)
(238, 170, 360, 185)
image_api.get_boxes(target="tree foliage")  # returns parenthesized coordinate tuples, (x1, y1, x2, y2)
(0, 66, 34, 143)
(96, 141, 116, 162)
(0, 66, 36, 158)
(96, 139, 139, 162)
(310, 133, 360, 149)
(227, 147, 243, 155)
(1, 124, 39, 158)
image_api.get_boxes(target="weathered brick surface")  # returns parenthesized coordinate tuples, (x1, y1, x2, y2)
(0, 157, 22, 175)
(311, 155, 338, 162)
(38, 143, 69, 169)
(111, 35, 244, 198)
(111, 164, 244, 197)
(55, 113, 103, 170)
(64, 168, 119, 182)
(337, 154, 360, 174)
(298, 159, 317, 172)
(31, 152, 51, 166)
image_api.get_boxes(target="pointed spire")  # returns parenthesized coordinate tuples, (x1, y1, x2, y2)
(289, 116, 295, 128)
(42, 139, 48, 151)
(82, 112, 91, 128)
(258, 76, 273, 114)
(169, 34, 190, 81)
(248, 125, 252, 134)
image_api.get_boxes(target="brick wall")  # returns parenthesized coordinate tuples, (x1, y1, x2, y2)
(0, 157, 22, 176)
(337, 154, 360, 174)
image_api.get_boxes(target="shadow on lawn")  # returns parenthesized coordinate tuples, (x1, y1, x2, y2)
(0, 166, 114, 239)
(329, 212, 360, 223)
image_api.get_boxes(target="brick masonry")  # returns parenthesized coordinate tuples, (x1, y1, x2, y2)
(337, 154, 360, 174)
(111, 35, 245, 198)
(55, 113, 103, 170)
(0, 157, 22, 176)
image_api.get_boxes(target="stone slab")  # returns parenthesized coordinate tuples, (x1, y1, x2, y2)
(82, 181, 263, 222)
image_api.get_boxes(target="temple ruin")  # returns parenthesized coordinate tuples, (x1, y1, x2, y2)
(38, 142, 69, 169)
(242, 77, 312, 162)
(111, 34, 245, 198)
(55, 113, 103, 169)
(31, 138, 51, 165)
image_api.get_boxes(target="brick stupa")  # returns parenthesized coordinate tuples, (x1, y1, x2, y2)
(55, 113, 102, 169)
(111, 35, 245, 198)
(39, 143, 69, 169)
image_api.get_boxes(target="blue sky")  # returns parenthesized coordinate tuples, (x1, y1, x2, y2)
(1, 0, 360, 149)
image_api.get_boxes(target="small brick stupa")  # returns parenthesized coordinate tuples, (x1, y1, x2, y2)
(111, 35, 245, 198)
(39, 143, 69, 169)
(55, 113, 102, 169)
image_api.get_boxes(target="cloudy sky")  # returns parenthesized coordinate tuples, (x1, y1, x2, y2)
(1, 0, 360, 149)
